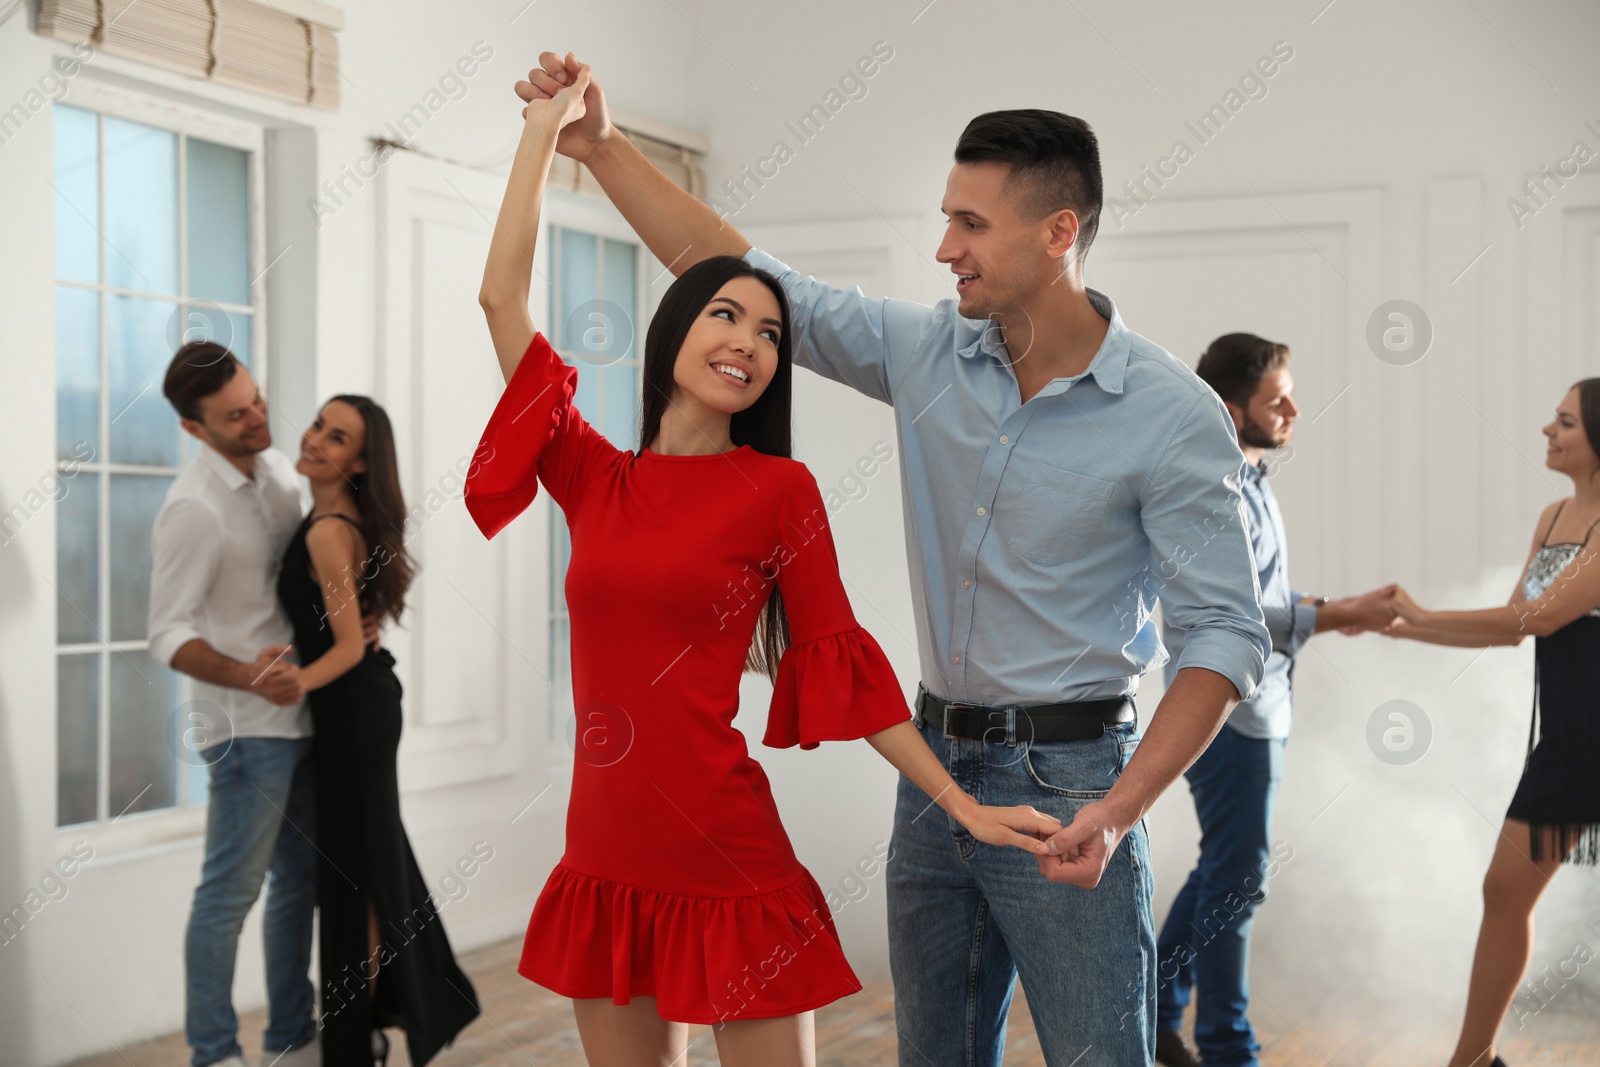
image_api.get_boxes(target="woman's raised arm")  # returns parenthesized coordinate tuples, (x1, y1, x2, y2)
(478, 64, 592, 384)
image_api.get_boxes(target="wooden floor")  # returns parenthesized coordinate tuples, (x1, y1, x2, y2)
(65, 935, 1598, 1066)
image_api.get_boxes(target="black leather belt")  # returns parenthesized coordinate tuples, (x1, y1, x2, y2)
(914, 683, 1134, 744)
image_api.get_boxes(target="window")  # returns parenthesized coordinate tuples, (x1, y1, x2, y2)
(53, 98, 263, 828)
(545, 225, 643, 744)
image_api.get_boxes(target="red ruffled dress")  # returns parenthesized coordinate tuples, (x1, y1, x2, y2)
(463, 333, 912, 1024)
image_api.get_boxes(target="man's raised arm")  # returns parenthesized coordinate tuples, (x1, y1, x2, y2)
(515, 51, 749, 275)
(517, 52, 931, 404)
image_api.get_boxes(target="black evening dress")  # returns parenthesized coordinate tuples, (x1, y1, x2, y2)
(277, 512, 480, 1064)
(1506, 502, 1600, 865)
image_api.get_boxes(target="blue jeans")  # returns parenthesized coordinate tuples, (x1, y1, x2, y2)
(1154, 725, 1286, 1067)
(887, 712, 1155, 1066)
(185, 736, 317, 1067)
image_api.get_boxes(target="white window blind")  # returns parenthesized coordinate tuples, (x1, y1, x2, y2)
(546, 127, 705, 200)
(36, 0, 345, 109)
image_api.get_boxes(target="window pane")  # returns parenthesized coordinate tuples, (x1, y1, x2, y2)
(57, 471, 100, 644)
(555, 228, 597, 354)
(109, 473, 174, 641)
(108, 294, 181, 466)
(172, 301, 251, 367)
(185, 138, 251, 306)
(185, 739, 208, 808)
(57, 652, 101, 826)
(573, 356, 600, 424)
(548, 505, 573, 736)
(109, 650, 180, 816)
(549, 613, 573, 744)
(549, 509, 572, 604)
(103, 116, 178, 295)
(57, 286, 100, 462)
(600, 362, 639, 449)
(53, 105, 99, 285)
(602, 238, 638, 364)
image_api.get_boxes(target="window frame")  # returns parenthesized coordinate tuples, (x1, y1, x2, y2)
(53, 79, 268, 853)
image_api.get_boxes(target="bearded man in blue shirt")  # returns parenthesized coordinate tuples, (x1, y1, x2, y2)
(1154, 333, 1397, 1067)
(517, 53, 1274, 1067)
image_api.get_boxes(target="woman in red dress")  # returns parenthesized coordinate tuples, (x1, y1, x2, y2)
(468, 64, 1063, 1067)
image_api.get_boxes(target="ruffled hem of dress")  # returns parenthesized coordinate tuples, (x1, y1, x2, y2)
(518, 864, 862, 1023)
(764, 625, 912, 750)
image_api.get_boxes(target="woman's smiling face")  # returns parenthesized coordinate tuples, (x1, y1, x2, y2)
(1544, 387, 1599, 479)
(296, 399, 368, 484)
(667, 276, 784, 415)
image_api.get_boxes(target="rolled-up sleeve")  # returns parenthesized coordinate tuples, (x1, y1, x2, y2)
(1269, 590, 1318, 658)
(147, 497, 222, 668)
(743, 247, 935, 404)
(1140, 391, 1269, 701)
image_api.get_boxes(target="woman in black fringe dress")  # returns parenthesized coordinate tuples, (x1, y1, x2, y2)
(265, 394, 479, 1065)
(1382, 378, 1600, 1067)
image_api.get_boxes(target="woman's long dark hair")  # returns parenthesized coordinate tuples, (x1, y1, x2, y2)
(1575, 378, 1600, 478)
(327, 393, 416, 627)
(636, 256, 795, 681)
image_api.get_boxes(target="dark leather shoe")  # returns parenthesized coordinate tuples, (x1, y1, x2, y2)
(1155, 1029, 1200, 1067)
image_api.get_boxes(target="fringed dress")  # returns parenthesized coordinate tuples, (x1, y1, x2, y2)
(463, 333, 912, 1023)
(1508, 501, 1600, 864)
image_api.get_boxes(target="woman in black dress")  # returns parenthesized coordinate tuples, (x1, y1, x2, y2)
(1382, 378, 1600, 1067)
(265, 394, 479, 1065)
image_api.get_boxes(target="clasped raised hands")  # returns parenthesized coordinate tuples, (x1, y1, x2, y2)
(516, 51, 609, 156)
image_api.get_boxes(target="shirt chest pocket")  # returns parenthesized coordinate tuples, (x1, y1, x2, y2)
(1001, 461, 1117, 567)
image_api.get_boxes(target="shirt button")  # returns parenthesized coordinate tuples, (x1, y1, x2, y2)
(952, 654, 962, 664)
(962, 579, 971, 588)
(999, 435, 1009, 444)
(976, 506, 986, 516)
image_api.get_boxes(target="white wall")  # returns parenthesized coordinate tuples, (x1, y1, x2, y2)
(4, 1, 1600, 1063)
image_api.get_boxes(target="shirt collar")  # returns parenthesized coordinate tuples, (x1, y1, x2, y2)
(197, 440, 257, 492)
(959, 286, 1131, 396)
(1242, 457, 1268, 484)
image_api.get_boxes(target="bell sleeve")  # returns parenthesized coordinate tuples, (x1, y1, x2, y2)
(464, 332, 623, 539)
(763, 464, 913, 750)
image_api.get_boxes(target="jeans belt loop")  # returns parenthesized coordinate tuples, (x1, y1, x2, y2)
(1004, 706, 1017, 748)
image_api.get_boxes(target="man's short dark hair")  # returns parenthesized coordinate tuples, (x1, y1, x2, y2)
(1195, 333, 1291, 408)
(953, 109, 1103, 260)
(163, 342, 243, 423)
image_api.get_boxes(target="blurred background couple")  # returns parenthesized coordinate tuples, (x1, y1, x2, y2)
(148, 345, 479, 1066)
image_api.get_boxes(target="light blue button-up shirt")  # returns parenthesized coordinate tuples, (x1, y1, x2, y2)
(1165, 460, 1316, 739)
(745, 248, 1269, 709)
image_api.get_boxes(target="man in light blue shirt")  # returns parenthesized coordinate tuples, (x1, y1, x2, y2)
(1154, 334, 1395, 1067)
(519, 57, 1269, 1066)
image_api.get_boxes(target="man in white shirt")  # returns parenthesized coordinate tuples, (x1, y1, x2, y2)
(148, 342, 317, 1067)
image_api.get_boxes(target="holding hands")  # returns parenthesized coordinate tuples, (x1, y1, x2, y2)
(1033, 799, 1124, 887)
(248, 645, 303, 706)
(517, 52, 607, 150)
(1322, 583, 1434, 636)
(1385, 586, 1426, 624)
(1304, 583, 1403, 635)
(1340, 584, 1402, 630)
(953, 800, 1063, 855)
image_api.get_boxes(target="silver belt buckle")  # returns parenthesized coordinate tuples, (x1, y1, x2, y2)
(941, 702, 972, 740)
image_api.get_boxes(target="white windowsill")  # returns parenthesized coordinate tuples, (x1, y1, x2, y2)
(56, 805, 207, 866)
